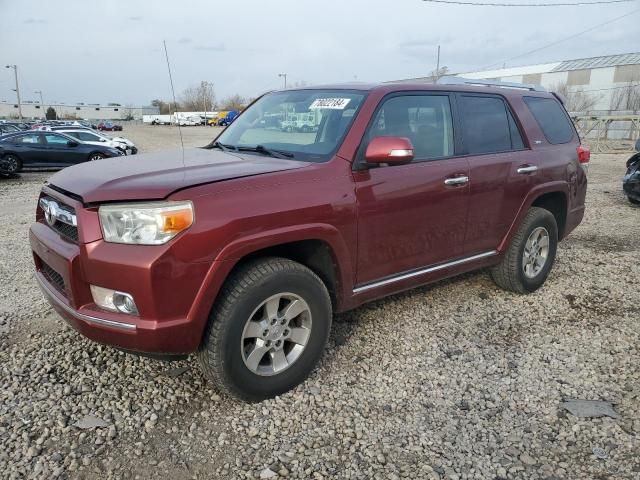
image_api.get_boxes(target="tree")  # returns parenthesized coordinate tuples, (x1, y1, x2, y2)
(123, 106, 135, 121)
(45, 107, 57, 120)
(429, 66, 449, 83)
(551, 81, 600, 113)
(219, 94, 246, 111)
(609, 75, 640, 112)
(151, 99, 175, 114)
(180, 81, 216, 111)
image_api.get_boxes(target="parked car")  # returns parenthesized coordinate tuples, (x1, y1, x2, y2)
(0, 131, 123, 173)
(623, 139, 640, 205)
(0, 124, 21, 135)
(55, 128, 138, 155)
(30, 81, 587, 401)
(218, 110, 238, 127)
(3, 122, 30, 131)
(97, 121, 123, 131)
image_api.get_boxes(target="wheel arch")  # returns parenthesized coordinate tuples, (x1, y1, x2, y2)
(498, 182, 569, 252)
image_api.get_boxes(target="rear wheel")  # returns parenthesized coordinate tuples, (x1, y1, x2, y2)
(198, 257, 332, 401)
(2, 154, 22, 173)
(491, 207, 558, 294)
(89, 153, 105, 161)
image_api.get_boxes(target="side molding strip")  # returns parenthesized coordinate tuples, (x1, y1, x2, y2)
(353, 250, 498, 294)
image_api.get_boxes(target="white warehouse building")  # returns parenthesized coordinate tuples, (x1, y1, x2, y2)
(458, 52, 640, 111)
(399, 52, 640, 112)
(0, 101, 159, 120)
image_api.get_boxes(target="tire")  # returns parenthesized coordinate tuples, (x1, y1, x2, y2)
(89, 153, 105, 161)
(198, 257, 332, 402)
(628, 196, 640, 205)
(491, 206, 558, 294)
(2, 154, 22, 174)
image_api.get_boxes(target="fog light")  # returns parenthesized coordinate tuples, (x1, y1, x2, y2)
(90, 285, 139, 315)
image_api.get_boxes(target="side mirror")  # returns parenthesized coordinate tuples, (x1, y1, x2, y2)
(365, 136, 414, 164)
(67, 140, 79, 147)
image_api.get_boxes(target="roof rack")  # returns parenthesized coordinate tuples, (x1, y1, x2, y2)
(437, 76, 546, 92)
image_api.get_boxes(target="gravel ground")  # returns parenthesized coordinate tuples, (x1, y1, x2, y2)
(0, 126, 638, 479)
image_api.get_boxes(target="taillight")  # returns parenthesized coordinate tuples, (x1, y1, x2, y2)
(577, 145, 590, 172)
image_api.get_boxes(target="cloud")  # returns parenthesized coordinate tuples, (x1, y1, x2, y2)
(128, 16, 142, 21)
(23, 18, 47, 24)
(194, 44, 225, 52)
(178, 37, 192, 44)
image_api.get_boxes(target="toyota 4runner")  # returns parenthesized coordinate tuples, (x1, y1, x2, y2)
(30, 80, 588, 401)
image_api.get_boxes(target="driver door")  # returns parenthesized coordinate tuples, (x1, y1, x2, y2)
(353, 93, 470, 286)
(42, 133, 81, 166)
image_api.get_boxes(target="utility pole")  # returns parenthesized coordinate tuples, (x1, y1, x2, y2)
(35, 90, 44, 118)
(201, 80, 207, 125)
(5, 65, 23, 120)
(435, 45, 441, 84)
(278, 73, 287, 89)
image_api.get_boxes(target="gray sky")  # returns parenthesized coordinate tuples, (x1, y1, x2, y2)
(1, 0, 638, 106)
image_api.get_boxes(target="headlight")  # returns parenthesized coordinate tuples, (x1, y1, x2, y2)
(98, 201, 194, 245)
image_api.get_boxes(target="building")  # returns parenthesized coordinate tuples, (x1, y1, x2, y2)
(397, 52, 640, 112)
(0, 101, 159, 120)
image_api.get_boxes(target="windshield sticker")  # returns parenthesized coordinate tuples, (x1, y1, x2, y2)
(309, 98, 351, 110)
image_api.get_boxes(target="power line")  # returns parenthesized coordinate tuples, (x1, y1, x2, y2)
(423, 0, 634, 5)
(476, 7, 640, 70)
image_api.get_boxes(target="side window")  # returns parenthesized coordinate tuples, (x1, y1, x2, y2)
(14, 134, 41, 144)
(66, 132, 81, 140)
(369, 95, 454, 160)
(44, 134, 70, 145)
(78, 132, 98, 141)
(523, 96, 574, 145)
(460, 95, 512, 154)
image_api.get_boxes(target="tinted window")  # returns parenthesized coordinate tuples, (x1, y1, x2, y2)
(76, 132, 100, 141)
(369, 95, 454, 160)
(523, 96, 574, 145)
(460, 95, 512, 154)
(14, 134, 41, 144)
(507, 109, 525, 150)
(44, 134, 70, 145)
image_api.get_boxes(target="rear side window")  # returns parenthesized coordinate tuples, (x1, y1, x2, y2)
(523, 96, 574, 144)
(460, 95, 521, 154)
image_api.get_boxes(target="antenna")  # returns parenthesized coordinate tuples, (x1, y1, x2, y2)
(163, 40, 185, 164)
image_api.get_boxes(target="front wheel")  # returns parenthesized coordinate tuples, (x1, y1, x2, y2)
(89, 153, 105, 161)
(198, 257, 332, 402)
(491, 207, 558, 294)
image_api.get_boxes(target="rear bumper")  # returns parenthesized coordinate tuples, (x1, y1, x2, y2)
(30, 219, 212, 355)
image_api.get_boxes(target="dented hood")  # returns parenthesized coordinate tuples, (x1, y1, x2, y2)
(47, 147, 310, 203)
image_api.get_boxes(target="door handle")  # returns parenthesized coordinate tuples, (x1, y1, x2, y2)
(444, 175, 469, 186)
(517, 165, 538, 174)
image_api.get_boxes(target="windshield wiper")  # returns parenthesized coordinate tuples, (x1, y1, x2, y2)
(238, 145, 294, 159)
(210, 141, 236, 152)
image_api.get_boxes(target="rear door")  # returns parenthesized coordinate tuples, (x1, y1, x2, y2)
(353, 92, 470, 286)
(8, 133, 47, 166)
(457, 93, 536, 254)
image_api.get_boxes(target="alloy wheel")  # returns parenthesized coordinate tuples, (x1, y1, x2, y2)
(240, 293, 312, 376)
(522, 226, 550, 278)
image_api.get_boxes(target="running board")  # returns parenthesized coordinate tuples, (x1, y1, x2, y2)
(352, 251, 498, 294)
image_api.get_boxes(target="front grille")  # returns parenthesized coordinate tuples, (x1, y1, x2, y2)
(41, 261, 66, 297)
(39, 196, 79, 242)
(51, 221, 78, 241)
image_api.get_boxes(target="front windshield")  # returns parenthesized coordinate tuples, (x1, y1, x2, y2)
(215, 89, 366, 162)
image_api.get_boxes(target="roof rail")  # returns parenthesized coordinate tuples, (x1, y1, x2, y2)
(437, 76, 546, 92)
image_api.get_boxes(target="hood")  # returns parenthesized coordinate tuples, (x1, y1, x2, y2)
(48, 147, 310, 203)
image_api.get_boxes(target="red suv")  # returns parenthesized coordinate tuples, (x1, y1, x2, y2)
(30, 81, 588, 401)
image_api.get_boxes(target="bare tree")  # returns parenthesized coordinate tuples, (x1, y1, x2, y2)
(609, 75, 640, 112)
(219, 94, 246, 111)
(429, 66, 449, 83)
(180, 81, 216, 111)
(551, 81, 600, 113)
(151, 99, 174, 114)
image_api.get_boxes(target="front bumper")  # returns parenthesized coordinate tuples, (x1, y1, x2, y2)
(29, 192, 213, 354)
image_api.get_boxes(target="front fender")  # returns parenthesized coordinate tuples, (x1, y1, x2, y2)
(186, 223, 354, 339)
